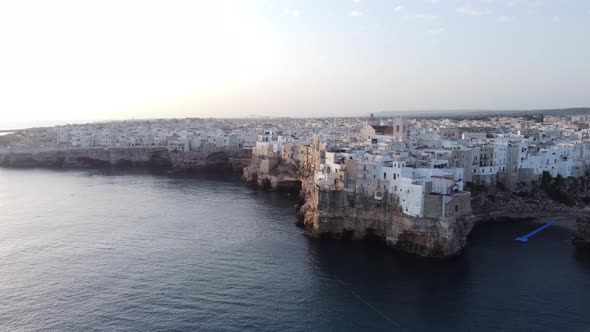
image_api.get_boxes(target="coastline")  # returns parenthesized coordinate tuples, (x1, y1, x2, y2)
(530, 215, 577, 232)
(1, 147, 588, 257)
(0, 146, 250, 173)
(473, 215, 577, 232)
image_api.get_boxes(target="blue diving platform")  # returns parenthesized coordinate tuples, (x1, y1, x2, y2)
(515, 221, 555, 242)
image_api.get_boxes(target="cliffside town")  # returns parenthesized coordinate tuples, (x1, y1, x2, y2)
(1, 113, 590, 256)
(242, 113, 590, 256)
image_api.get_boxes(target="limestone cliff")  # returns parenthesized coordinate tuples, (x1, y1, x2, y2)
(471, 190, 577, 222)
(296, 171, 590, 256)
(573, 207, 590, 249)
(298, 178, 475, 257)
(385, 212, 475, 257)
(469, 175, 589, 223)
(242, 158, 303, 192)
(0, 147, 250, 172)
(469, 180, 590, 249)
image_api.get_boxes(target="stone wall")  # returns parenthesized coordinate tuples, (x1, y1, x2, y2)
(423, 194, 443, 218)
(497, 169, 538, 191)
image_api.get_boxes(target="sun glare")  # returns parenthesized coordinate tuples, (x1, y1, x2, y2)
(0, 0, 276, 122)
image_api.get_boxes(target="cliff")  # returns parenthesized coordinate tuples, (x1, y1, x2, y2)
(294, 169, 590, 256)
(243, 155, 478, 257)
(298, 178, 475, 257)
(467, 177, 590, 249)
(573, 208, 590, 249)
(242, 158, 303, 192)
(469, 175, 589, 224)
(471, 190, 578, 222)
(0, 147, 251, 172)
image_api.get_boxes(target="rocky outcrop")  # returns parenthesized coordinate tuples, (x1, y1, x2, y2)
(472, 190, 577, 222)
(171, 149, 250, 172)
(0, 148, 167, 168)
(385, 212, 475, 257)
(470, 181, 590, 250)
(242, 161, 262, 186)
(242, 158, 302, 192)
(573, 207, 590, 249)
(470, 181, 588, 224)
(0, 147, 251, 172)
(298, 179, 475, 257)
(299, 186, 387, 240)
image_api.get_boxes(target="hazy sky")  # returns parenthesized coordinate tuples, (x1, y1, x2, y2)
(0, 0, 589, 125)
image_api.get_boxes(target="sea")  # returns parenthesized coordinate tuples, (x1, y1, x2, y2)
(0, 168, 589, 331)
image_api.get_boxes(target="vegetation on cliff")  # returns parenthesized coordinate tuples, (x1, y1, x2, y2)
(468, 171, 590, 216)
(0, 147, 250, 173)
(466, 172, 590, 249)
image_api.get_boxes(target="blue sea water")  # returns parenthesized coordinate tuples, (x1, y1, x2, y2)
(0, 168, 589, 331)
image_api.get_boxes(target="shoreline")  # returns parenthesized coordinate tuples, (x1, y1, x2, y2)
(474, 215, 577, 232)
(1, 164, 584, 256)
(530, 215, 577, 232)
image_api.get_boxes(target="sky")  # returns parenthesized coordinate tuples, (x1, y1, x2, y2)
(0, 0, 589, 127)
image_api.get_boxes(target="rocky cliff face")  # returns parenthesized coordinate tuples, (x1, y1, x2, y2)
(385, 212, 474, 257)
(470, 182, 590, 249)
(0, 147, 250, 172)
(573, 207, 590, 249)
(470, 177, 589, 223)
(471, 190, 577, 222)
(299, 184, 387, 240)
(242, 159, 303, 192)
(297, 179, 475, 257)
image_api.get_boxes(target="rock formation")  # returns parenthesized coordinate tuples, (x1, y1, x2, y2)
(297, 178, 475, 257)
(573, 207, 590, 249)
(242, 149, 477, 258)
(0, 147, 250, 172)
(242, 158, 303, 192)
